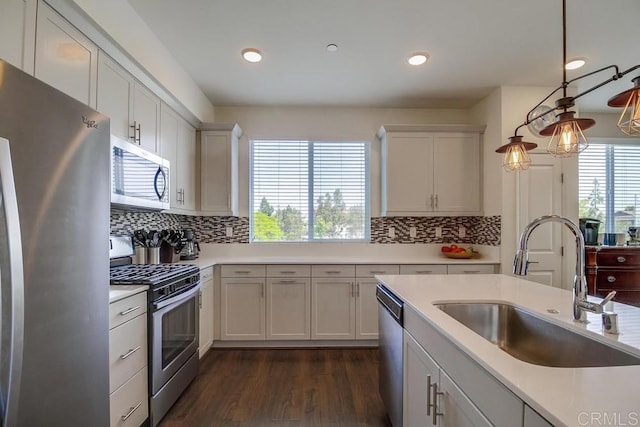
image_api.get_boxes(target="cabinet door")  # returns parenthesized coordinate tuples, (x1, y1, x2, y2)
(404, 331, 439, 427)
(524, 405, 553, 427)
(0, 0, 36, 72)
(220, 278, 265, 340)
(433, 133, 481, 213)
(132, 81, 160, 153)
(201, 131, 236, 214)
(177, 119, 197, 210)
(34, 1, 98, 107)
(160, 104, 179, 208)
(383, 133, 434, 215)
(439, 370, 492, 427)
(355, 279, 379, 339)
(198, 274, 214, 358)
(266, 278, 311, 340)
(311, 278, 355, 339)
(97, 52, 134, 142)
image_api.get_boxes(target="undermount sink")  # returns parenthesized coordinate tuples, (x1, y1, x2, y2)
(435, 302, 640, 368)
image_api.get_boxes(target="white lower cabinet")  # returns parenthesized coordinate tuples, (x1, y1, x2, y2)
(311, 277, 356, 339)
(267, 278, 311, 340)
(109, 291, 148, 427)
(524, 405, 553, 427)
(220, 265, 266, 340)
(199, 266, 214, 358)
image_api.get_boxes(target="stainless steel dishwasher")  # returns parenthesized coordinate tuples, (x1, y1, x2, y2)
(376, 284, 404, 427)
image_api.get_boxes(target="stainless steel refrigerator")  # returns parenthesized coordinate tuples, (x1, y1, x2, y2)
(0, 59, 110, 426)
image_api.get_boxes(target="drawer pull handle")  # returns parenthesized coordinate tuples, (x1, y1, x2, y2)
(426, 374, 433, 416)
(607, 276, 617, 283)
(276, 280, 297, 284)
(432, 382, 444, 424)
(119, 306, 141, 316)
(369, 270, 386, 274)
(415, 270, 434, 274)
(279, 271, 296, 274)
(120, 346, 141, 360)
(233, 271, 251, 274)
(617, 256, 627, 263)
(121, 402, 142, 421)
(325, 271, 341, 274)
(464, 271, 481, 274)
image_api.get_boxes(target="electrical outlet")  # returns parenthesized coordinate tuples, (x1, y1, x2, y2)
(409, 226, 417, 238)
(226, 226, 233, 237)
(388, 227, 396, 238)
(435, 227, 442, 238)
(459, 226, 466, 238)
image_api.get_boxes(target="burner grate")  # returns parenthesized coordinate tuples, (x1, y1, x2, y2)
(110, 264, 199, 287)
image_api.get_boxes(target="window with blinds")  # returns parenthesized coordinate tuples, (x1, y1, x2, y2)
(250, 140, 370, 242)
(579, 140, 640, 233)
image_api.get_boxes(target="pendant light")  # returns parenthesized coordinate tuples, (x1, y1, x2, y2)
(495, 136, 537, 171)
(498, 0, 640, 171)
(608, 76, 640, 136)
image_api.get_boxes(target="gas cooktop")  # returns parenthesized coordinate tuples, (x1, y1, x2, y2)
(110, 263, 199, 287)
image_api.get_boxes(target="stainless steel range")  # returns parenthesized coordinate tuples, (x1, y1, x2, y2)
(110, 235, 200, 426)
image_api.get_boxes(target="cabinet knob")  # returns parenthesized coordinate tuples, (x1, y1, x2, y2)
(607, 275, 617, 283)
(617, 256, 627, 263)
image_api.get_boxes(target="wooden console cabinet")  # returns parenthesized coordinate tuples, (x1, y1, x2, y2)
(586, 246, 640, 307)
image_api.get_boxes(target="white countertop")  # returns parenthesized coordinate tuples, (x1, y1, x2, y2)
(174, 243, 501, 269)
(376, 273, 640, 426)
(109, 284, 148, 303)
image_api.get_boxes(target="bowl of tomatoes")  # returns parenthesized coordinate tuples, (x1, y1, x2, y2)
(441, 244, 478, 259)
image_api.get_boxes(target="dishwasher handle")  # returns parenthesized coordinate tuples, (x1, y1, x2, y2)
(376, 284, 403, 325)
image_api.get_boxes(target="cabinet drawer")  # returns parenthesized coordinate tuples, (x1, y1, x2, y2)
(110, 367, 148, 427)
(109, 314, 147, 393)
(447, 264, 496, 275)
(596, 271, 640, 290)
(597, 251, 640, 267)
(266, 264, 311, 278)
(200, 266, 214, 281)
(400, 264, 447, 275)
(355, 264, 399, 277)
(221, 264, 265, 278)
(312, 264, 355, 277)
(109, 292, 147, 330)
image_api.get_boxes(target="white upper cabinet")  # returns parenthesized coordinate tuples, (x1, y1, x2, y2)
(200, 124, 241, 216)
(0, 0, 36, 73)
(160, 103, 196, 212)
(97, 52, 133, 142)
(132, 81, 160, 153)
(379, 125, 484, 216)
(97, 51, 160, 153)
(34, 0, 98, 107)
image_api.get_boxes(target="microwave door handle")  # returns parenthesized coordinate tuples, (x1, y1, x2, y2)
(0, 138, 25, 426)
(154, 167, 167, 201)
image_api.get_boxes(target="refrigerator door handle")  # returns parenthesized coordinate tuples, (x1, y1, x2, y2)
(0, 137, 25, 426)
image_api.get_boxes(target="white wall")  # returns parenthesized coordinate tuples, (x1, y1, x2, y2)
(214, 106, 472, 217)
(48, 0, 215, 123)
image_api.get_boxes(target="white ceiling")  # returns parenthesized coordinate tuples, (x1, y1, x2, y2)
(129, 0, 640, 112)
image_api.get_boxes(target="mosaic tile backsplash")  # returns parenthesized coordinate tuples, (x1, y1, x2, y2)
(111, 209, 501, 246)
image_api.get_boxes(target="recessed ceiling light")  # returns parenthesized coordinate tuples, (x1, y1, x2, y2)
(242, 48, 262, 63)
(565, 57, 587, 70)
(408, 53, 429, 66)
(326, 44, 338, 52)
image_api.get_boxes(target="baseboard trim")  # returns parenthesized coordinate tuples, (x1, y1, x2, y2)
(211, 340, 378, 349)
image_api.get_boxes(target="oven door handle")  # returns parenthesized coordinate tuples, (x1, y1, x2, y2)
(153, 283, 200, 310)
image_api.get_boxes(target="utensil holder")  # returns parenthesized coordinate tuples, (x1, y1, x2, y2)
(160, 241, 181, 263)
(147, 247, 160, 264)
(135, 246, 147, 264)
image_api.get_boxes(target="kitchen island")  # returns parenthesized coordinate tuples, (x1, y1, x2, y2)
(376, 273, 640, 426)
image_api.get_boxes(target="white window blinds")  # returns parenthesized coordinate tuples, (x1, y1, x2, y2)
(251, 140, 370, 242)
(579, 141, 640, 233)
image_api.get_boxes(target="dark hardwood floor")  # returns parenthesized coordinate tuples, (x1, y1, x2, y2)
(160, 348, 393, 427)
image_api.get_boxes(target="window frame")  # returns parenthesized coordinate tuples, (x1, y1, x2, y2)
(249, 139, 371, 243)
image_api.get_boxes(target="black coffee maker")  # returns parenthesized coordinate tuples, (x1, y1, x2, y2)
(579, 218, 601, 246)
(180, 230, 200, 260)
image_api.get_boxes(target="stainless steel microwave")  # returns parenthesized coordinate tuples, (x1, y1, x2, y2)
(110, 136, 170, 211)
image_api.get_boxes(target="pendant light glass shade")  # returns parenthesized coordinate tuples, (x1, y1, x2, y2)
(608, 76, 640, 136)
(541, 111, 593, 157)
(495, 136, 537, 171)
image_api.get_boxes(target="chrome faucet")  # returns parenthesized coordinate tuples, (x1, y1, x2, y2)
(513, 215, 616, 322)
